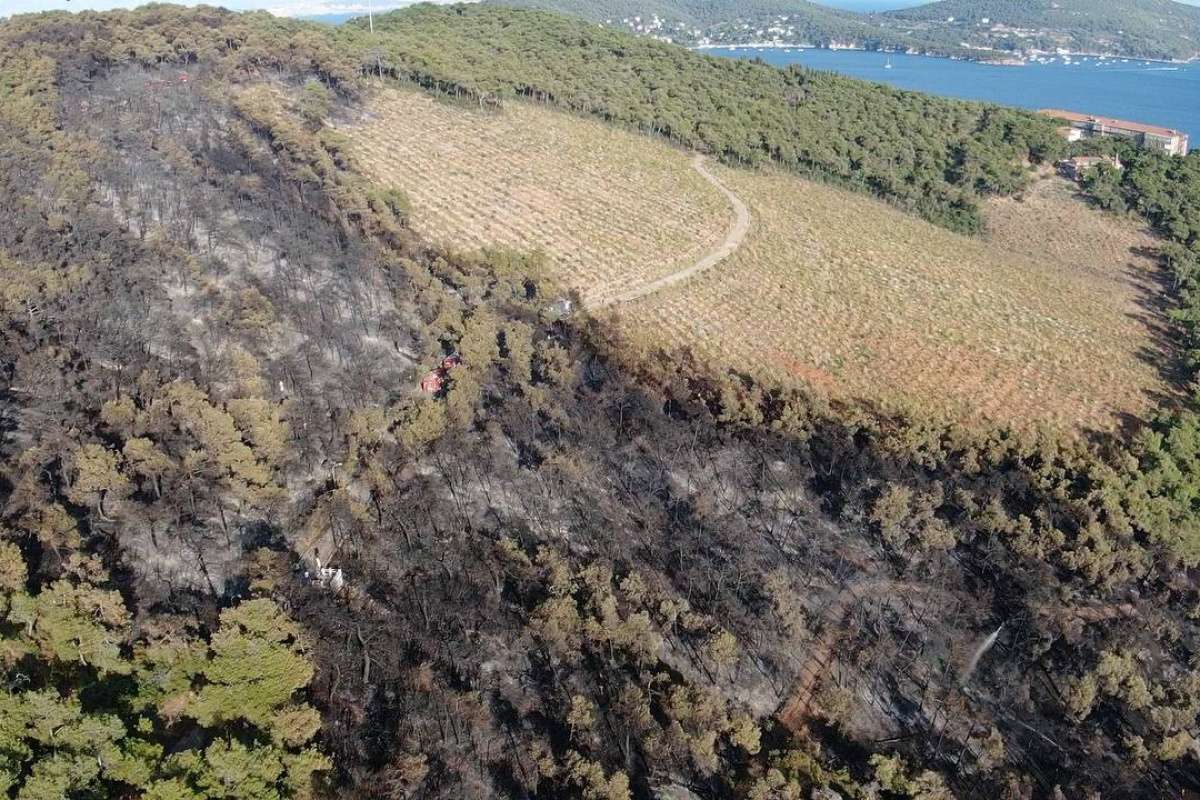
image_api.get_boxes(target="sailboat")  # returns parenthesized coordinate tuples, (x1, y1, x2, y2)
(884, 55, 893, 69)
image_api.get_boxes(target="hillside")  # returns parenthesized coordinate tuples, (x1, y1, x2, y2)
(483, 0, 963, 53)
(486, 0, 808, 25)
(486, 0, 1200, 60)
(348, 4, 1065, 233)
(345, 87, 1173, 430)
(632, 168, 1175, 428)
(3, 5, 1200, 800)
(483, 0, 932, 52)
(886, 0, 1200, 61)
(348, 88, 733, 307)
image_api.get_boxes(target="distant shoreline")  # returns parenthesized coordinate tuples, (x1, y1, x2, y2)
(704, 42, 1196, 148)
(692, 42, 1196, 68)
(693, 43, 1027, 66)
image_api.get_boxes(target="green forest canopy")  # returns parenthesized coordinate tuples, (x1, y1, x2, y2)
(0, 543, 327, 799)
(347, 3, 1065, 233)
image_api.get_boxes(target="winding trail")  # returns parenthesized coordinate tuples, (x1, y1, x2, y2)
(590, 154, 750, 310)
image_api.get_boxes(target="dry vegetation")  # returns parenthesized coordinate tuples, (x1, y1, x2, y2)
(629, 168, 1173, 429)
(343, 89, 1174, 431)
(343, 88, 731, 306)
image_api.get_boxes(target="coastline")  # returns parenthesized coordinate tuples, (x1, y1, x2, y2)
(693, 42, 1024, 66)
(692, 42, 1197, 68)
(701, 43, 1197, 146)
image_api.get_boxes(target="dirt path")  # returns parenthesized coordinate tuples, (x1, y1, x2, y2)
(590, 154, 750, 310)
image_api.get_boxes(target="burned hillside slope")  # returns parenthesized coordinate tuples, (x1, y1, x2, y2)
(3, 62, 426, 601)
(1, 7, 1199, 800)
(283, 328, 1200, 799)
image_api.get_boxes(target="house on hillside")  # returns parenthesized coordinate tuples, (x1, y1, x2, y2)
(1058, 155, 1123, 181)
(1040, 109, 1189, 156)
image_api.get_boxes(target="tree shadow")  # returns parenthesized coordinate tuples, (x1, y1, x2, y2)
(1104, 243, 1194, 433)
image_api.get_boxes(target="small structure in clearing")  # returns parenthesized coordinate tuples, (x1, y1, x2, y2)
(1058, 155, 1122, 182)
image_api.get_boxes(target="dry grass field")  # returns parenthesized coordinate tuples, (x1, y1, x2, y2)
(344, 88, 732, 307)
(630, 168, 1172, 429)
(344, 88, 1175, 431)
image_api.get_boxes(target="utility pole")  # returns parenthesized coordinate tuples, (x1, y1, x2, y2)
(368, 0, 374, 33)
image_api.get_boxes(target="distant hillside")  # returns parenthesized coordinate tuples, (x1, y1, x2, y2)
(486, 0, 1200, 60)
(487, 0, 840, 26)
(886, 0, 1200, 61)
(483, 0, 949, 54)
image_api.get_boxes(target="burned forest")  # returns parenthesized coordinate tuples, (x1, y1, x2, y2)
(1, 6, 1200, 800)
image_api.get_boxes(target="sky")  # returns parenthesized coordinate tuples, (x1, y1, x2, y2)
(3, 0, 1199, 17)
(0, 0, 466, 17)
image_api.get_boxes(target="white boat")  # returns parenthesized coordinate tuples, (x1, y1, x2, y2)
(884, 56, 893, 69)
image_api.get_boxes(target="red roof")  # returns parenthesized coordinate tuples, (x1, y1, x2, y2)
(420, 371, 444, 394)
(1039, 109, 1184, 140)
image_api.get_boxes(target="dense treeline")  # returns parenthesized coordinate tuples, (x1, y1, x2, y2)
(2, 5, 1200, 800)
(1080, 148, 1200, 379)
(345, 4, 1066, 233)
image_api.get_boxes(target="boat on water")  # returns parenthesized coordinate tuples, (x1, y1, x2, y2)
(884, 56, 893, 69)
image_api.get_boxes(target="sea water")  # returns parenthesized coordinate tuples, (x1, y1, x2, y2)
(709, 48, 1200, 146)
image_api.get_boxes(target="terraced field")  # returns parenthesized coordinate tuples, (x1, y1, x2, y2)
(344, 87, 1175, 431)
(344, 88, 732, 307)
(630, 168, 1172, 429)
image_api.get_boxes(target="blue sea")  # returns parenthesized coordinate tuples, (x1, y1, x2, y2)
(709, 48, 1200, 147)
